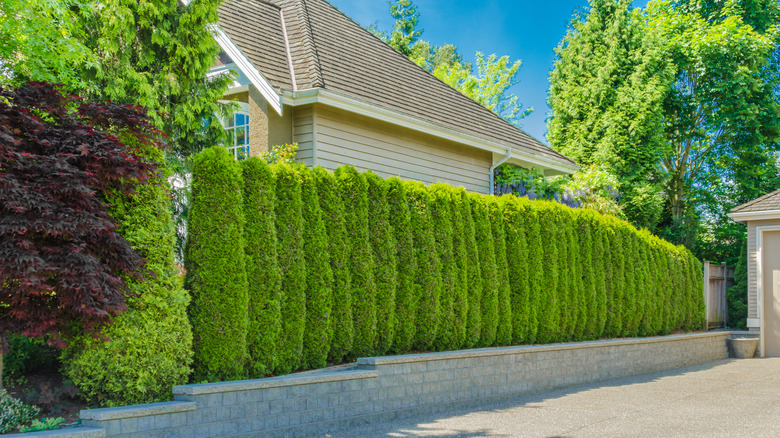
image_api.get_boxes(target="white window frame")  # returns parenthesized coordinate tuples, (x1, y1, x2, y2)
(221, 101, 250, 160)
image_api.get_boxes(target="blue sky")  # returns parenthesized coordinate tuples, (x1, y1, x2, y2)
(328, 0, 649, 145)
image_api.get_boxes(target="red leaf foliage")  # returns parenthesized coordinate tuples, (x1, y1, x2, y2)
(0, 82, 164, 346)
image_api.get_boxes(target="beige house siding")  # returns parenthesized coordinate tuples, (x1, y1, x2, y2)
(747, 219, 780, 327)
(311, 104, 492, 194)
(293, 105, 316, 167)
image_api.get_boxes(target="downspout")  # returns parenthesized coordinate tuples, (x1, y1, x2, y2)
(489, 149, 512, 195)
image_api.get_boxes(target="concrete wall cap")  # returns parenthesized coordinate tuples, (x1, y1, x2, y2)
(357, 332, 731, 365)
(79, 401, 196, 421)
(3, 427, 106, 438)
(172, 369, 378, 396)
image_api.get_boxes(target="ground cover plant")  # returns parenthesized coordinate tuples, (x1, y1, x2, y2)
(185, 148, 705, 377)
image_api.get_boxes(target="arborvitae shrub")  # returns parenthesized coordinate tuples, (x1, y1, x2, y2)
(300, 168, 334, 369)
(448, 187, 470, 349)
(385, 178, 416, 353)
(489, 197, 512, 346)
(241, 158, 282, 377)
(406, 181, 441, 351)
(430, 184, 458, 351)
(458, 189, 483, 348)
(365, 172, 397, 355)
(536, 202, 560, 344)
(556, 209, 573, 342)
(562, 213, 579, 341)
(576, 211, 596, 339)
(525, 205, 543, 344)
(623, 231, 639, 336)
(470, 194, 498, 347)
(312, 167, 353, 363)
(336, 166, 377, 358)
(185, 146, 248, 382)
(591, 215, 607, 339)
(64, 141, 193, 406)
(606, 220, 624, 338)
(273, 164, 306, 374)
(503, 196, 529, 344)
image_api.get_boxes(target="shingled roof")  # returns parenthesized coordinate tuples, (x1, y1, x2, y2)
(217, 0, 576, 169)
(731, 189, 780, 214)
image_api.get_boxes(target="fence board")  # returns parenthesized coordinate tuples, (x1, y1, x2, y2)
(703, 261, 734, 330)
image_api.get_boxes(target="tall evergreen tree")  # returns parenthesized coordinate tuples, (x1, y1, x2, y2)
(386, 178, 417, 353)
(549, 0, 672, 230)
(336, 166, 377, 358)
(241, 158, 282, 377)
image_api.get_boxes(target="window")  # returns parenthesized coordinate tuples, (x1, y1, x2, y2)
(218, 101, 250, 160)
(224, 110, 250, 160)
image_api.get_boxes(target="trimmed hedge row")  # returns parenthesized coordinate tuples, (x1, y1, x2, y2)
(185, 149, 704, 378)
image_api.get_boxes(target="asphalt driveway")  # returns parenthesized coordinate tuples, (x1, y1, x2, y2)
(331, 358, 780, 438)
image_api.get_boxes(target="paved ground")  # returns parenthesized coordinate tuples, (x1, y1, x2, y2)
(331, 358, 780, 438)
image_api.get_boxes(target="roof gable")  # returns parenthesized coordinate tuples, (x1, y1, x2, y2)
(217, 0, 576, 169)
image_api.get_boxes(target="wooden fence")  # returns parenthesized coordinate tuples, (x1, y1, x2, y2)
(703, 261, 735, 330)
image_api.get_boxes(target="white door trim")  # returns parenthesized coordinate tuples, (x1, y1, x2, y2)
(756, 226, 780, 357)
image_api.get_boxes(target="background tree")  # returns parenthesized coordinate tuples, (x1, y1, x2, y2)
(548, 0, 672, 230)
(0, 82, 160, 389)
(650, 0, 780, 249)
(372, 0, 531, 125)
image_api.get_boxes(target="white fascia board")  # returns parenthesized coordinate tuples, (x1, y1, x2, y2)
(282, 88, 579, 175)
(210, 25, 283, 116)
(727, 209, 780, 223)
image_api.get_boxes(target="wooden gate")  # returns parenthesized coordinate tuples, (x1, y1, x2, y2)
(703, 261, 734, 330)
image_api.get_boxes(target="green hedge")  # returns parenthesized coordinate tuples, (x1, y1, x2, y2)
(273, 164, 306, 374)
(300, 168, 333, 369)
(63, 140, 193, 406)
(185, 159, 705, 378)
(241, 158, 282, 377)
(184, 146, 247, 382)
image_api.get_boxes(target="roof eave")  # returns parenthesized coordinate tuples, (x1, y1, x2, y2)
(282, 88, 579, 175)
(728, 209, 780, 223)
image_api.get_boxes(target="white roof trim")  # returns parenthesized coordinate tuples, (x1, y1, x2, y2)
(210, 25, 283, 116)
(282, 88, 579, 175)
(728, 209, 780, 223)
(180, 0, 283, 115)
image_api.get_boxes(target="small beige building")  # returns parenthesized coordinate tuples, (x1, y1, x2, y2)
(729, 189, 780, 357)
(205, 0, 578, 194)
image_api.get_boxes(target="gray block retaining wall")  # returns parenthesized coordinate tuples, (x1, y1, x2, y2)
(10, 332, 730, 438)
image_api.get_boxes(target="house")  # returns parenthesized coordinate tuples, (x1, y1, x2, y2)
(729, 189, 780, 357)
(206, 0, 578, 194)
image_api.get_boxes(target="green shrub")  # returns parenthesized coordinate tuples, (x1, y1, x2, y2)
(4, 335, 58, 382)
(185, 146, 247, 382)
(525, 204, 543, 344)
(241, 158, 282, 377)
(448, 187, 471, 349)
(536, 202, 560, 344)
(502, 196, 529, 344)
(19, 417, 64, 433)
(457, 189, 482, 348)
(274, 164, 307, 373)
(488, 197, 512, 346)
(0, 390, 39, 433)
(300, 168, 334, 369)
(366, 172, 397, 355)
(470, 194, 498, 347)
(313, 167, 354, 363)
(406, 181, 441, 351)
(430, 184, 458, 351)
(727, 243, 748, 329)
(336, 166, 377, 358)
(386, 178, 416, 353)
(64, 140, 193, 405)
(592, 214, 608, 339)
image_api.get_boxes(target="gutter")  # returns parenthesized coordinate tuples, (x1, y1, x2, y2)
(489, 150, 512, 196)
(728, 209, 780, 223)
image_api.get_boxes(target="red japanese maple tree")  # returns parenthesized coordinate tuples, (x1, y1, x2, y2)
(0, 82, 164, 385)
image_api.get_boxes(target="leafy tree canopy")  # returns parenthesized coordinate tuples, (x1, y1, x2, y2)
(371, 0, 531, 125)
